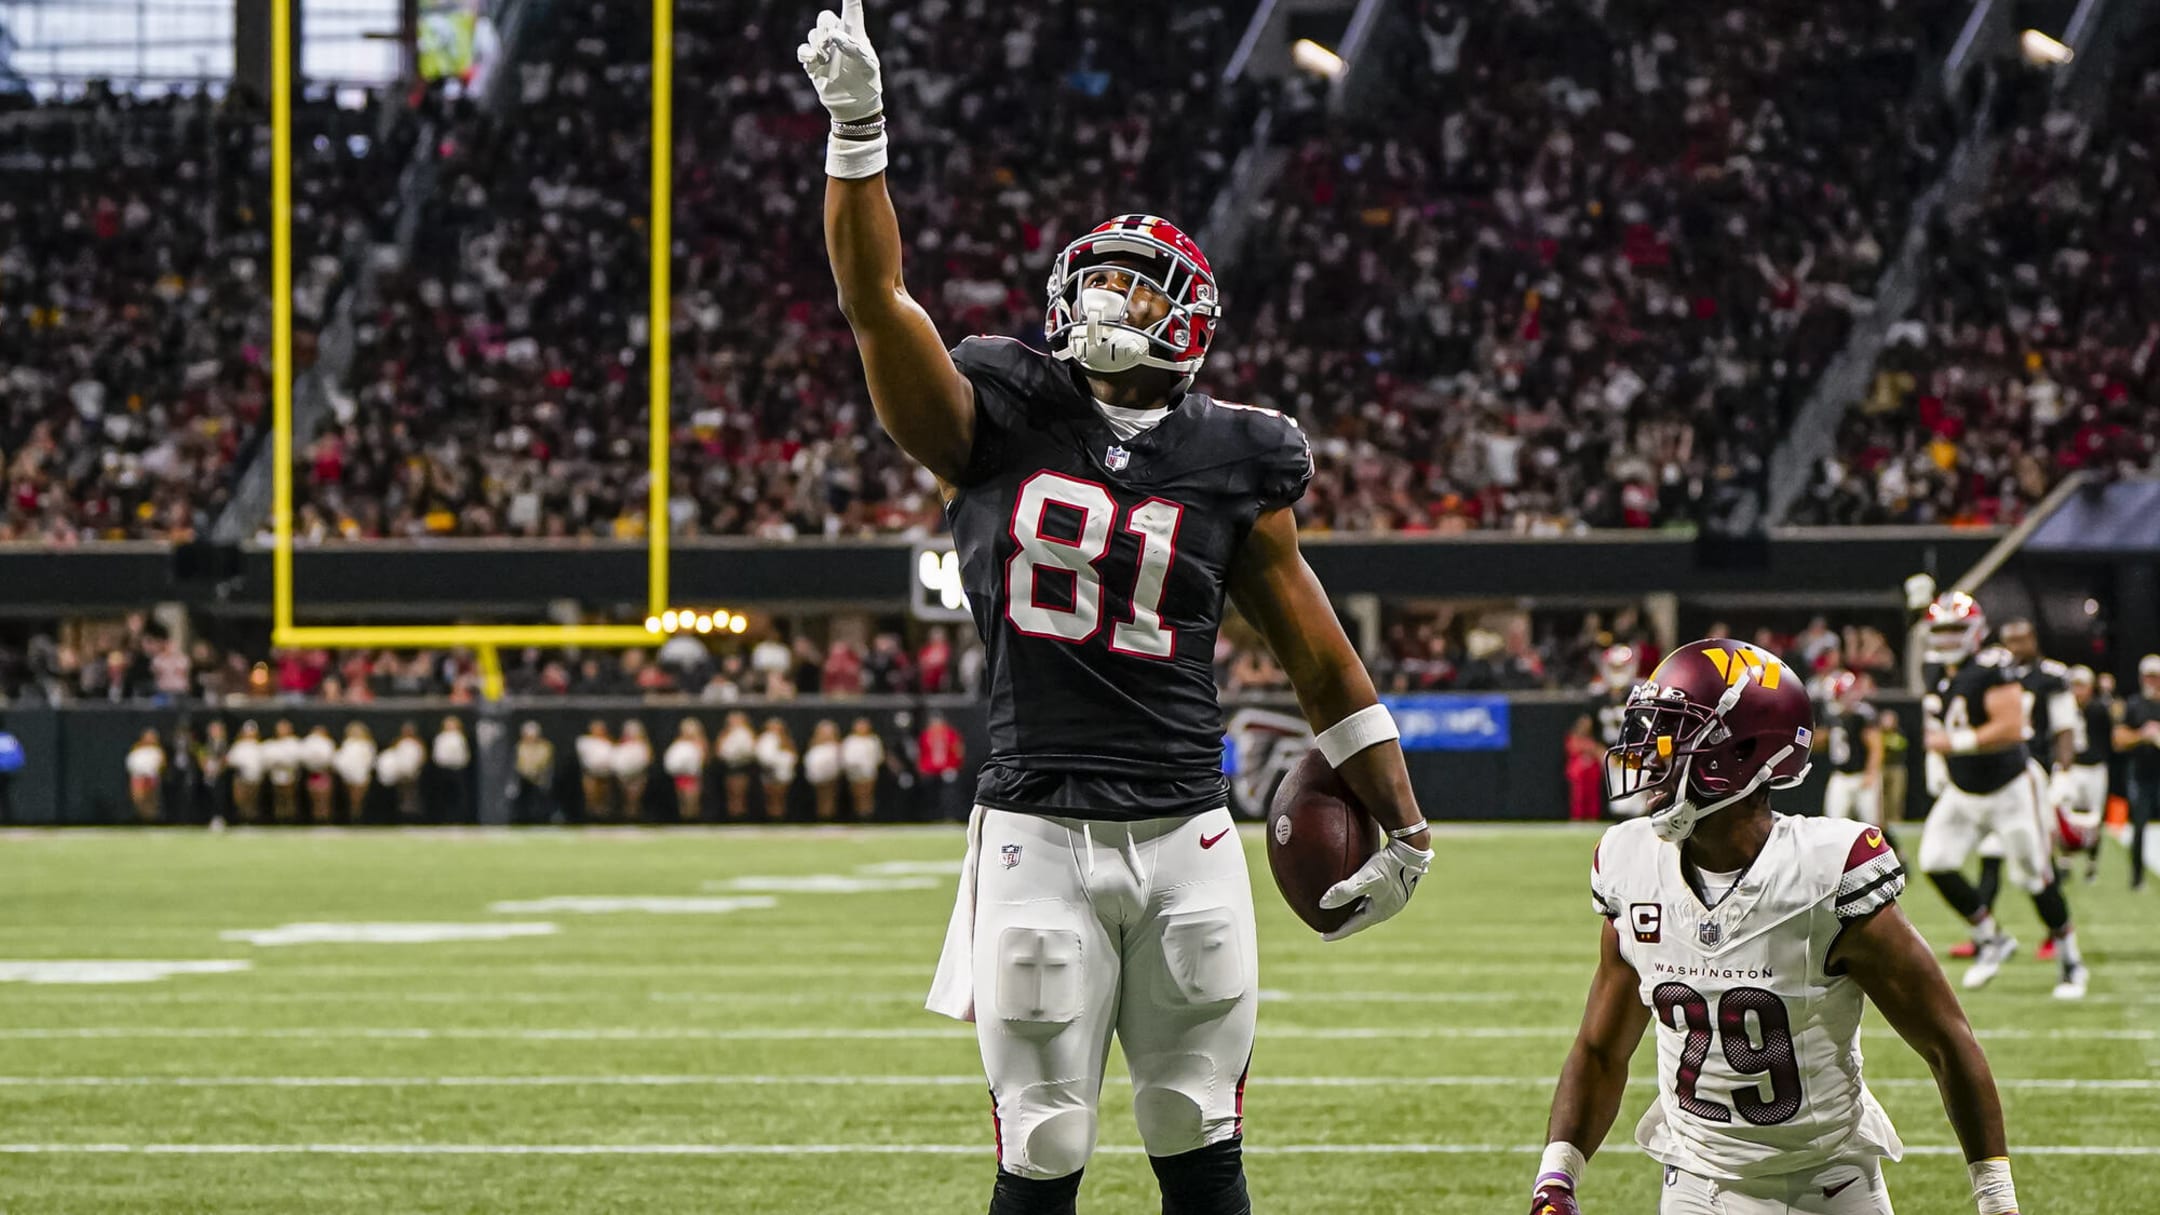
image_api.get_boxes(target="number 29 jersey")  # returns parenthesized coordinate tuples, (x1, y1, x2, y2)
(1589, 815, 1908, 1181)
(944, 337, 1312, 822)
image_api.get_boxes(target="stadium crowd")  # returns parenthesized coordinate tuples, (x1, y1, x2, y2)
(0, 614, 984, 706)
(6, 0, 2152, 542)
(1797, 45, 2160, 525)
(1, 85, 417, 542)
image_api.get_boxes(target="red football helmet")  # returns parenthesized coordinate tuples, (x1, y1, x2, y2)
(1822, 669, 1862, 709)
(1605, 639, 1817, 842)
(1923, 592, 1987, 666)
(1045, 215, 1219, 383)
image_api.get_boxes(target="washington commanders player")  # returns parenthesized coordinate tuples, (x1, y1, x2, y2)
(1528, 640, 2022, 1215)
(1918, 595, 2089, 997)
(801, 7, 1431, 1214)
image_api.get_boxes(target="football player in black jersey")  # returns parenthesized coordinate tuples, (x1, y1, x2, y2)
(1951, 618, 2086, 960)
(2114, 655, 2160, 890)
(1819, 670, 1895, 851)
(803, 8, 1431, 1213)
(1917, 595, 2088, 999)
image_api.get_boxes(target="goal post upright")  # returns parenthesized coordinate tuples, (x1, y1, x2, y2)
(269, 0, 677, 653)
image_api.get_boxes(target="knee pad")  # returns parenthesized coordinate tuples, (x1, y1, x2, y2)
(1009, 1106, 1096, 1181)
(1133, 1050, 1247, 1159)
(989, 1166, 1083, 1215)
(1149, 1137, 1250, 1215)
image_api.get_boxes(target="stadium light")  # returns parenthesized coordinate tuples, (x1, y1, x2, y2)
(728, 614, 748, 635)
(2020, 29, 2073, 65)
(644, 615, 663, 634)
(1292, 39, 1344, 79)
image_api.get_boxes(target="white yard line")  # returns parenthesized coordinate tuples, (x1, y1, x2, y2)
(2, 1024, 2150, 1042)
(0, 1141, 2154, 1157)
(0, 1073, 2151, 1092)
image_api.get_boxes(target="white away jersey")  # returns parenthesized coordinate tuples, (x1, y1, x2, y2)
(1590, 815, 1907, 1181)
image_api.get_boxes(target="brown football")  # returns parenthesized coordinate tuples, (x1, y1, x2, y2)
(1265, 747, 1378, 934)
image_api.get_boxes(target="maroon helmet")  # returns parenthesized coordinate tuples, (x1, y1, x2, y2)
(1605, 638, 1816, 841)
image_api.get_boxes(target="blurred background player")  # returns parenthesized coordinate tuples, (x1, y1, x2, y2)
(2115, 655, 2160, 889)
(1818, 670, 1891, 851)
(514, 722, 558, 825)
(1948, 616, 2081, 961)
(1528, 639, 2021, 1215)
(805, 3, 1432, 1210)
(1917, 594, 2087, 998)
(2062, 667, 2110, 882)
(124, 729, 165, 824)
(1588, 644, 1647, 819)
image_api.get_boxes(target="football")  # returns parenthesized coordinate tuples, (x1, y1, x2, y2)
(1265, 747, 1379, 934)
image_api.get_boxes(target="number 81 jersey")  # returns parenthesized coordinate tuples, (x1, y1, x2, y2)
(1589, 815, 1908, 1180)
(944, 337, 1312, 822)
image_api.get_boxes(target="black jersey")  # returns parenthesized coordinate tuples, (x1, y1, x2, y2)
(1927, 651, 2028, 794)
(2076, 698, 2114, 767)
(2011, 657, 2076, 767)
(1587, 684, 1631, 749)
(945, 337, 1312, 821)
(1826, 702, 1878, 775)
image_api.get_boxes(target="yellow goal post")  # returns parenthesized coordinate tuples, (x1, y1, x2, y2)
(268, 0, 675, 655)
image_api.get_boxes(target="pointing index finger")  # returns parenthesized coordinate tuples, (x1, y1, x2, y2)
(842, 0, 866, 38)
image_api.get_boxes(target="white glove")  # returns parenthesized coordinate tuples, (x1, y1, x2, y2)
(796, 0, 887, 178)
(1924, 750, 1949, 797)
(1318, 838, 1433, 942)
(1904, 572, 1937, 614)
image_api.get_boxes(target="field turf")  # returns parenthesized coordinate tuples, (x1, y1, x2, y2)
(1, 825, 2151, 1213)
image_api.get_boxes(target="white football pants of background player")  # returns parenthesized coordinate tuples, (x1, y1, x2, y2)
(1918, 761, 2053, 891)
(1822, 772, 1881, 826)
(1659, 1160, 1894, 1215)
(929, 806, 1258, 1177)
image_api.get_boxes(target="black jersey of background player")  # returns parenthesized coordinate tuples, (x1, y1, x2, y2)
(1827, 700, 1878, 775)
(943, 337, 1312, 821)
(2009, 656, 2074, 766)
(2077, 695, 2114, 767)
(1588, 683, 1631, 749)
(1927, 649, 2028, 794)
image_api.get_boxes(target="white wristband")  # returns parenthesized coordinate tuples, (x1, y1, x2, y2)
(1948, 727, 1978, 754)
(1969, 1158, 2017, 1215)
(1315, 703, 1399, 767)
(826, 131, 888, 179)
(1535, 1141, 1586, 1192)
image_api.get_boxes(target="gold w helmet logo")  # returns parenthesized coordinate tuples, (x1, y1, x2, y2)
(1700, 645, 1783, 690)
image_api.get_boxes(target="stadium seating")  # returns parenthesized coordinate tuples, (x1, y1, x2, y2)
(0, 86, 415, 541)
(1798, 46, 2160, 525)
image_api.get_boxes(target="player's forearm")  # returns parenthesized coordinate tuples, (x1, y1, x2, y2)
(1544, 1042, 1630, 1156)
(1282, 647, 1423, 838)
(2052, 730, 2075, 769)
(824, 174, 907, 322)
(1924, 1029, 2010, 1162)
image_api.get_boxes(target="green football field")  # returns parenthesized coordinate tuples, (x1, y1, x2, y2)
(1, 825, 2151, 1213)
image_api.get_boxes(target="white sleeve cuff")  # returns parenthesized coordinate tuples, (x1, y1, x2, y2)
(826, 132, 888, 179)
(1315, 703, 1399, 767)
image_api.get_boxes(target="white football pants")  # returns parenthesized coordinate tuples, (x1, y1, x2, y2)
(1919, 761, 2053, 892)
(1822, 772, 1881, 826)
(1659, 1161, 1893, 1215)
(970, 806, 1258, 1179)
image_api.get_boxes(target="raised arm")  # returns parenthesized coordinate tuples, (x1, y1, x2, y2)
(1229, 506, 1430, 939)
(1832, 901, 2020, 1213)
(801, 0, 975, 484)
(1530, 920, 1651, 1215)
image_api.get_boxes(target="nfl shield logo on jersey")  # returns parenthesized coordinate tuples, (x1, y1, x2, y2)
(1000, 844, 1023, 869)
(1104, 445, 1131, 472)
(1698, 919, 1724, 948)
